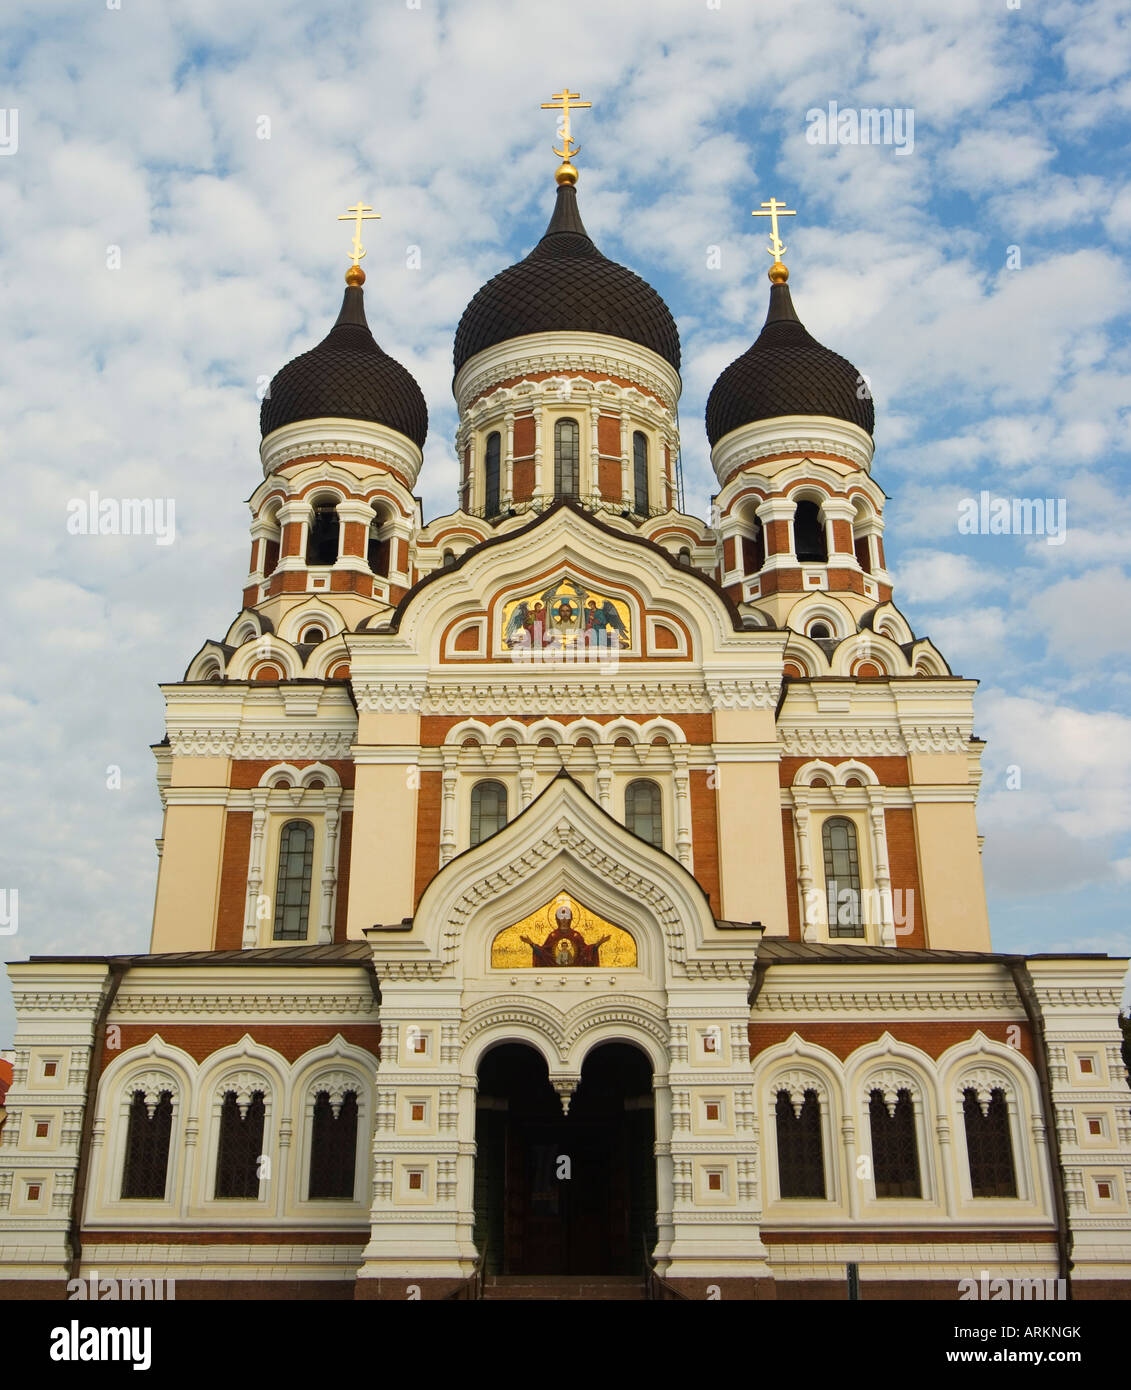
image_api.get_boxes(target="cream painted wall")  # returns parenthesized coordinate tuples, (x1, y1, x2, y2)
(150, 804, 227, 951)
(913, 801, 991, 950)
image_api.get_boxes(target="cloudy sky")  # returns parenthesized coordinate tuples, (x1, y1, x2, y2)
(2, 0, 1129, 1042)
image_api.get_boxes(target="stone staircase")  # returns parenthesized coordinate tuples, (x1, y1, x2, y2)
(482, 1274, 648, 1301)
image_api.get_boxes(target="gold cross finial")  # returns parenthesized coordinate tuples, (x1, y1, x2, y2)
(541, 86, 592, 186)
(752, 197, 797, 283)
(337, 201, 380, 284)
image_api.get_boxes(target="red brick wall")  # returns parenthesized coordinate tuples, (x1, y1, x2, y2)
(512, 459, 534, 502)
(781, 808, 801, 940)
(749, 1019, 1033, 1063)
(689, 770, 721, 912)
(100, 1024, 382, 1068)
(414, 769, 441, 907)
(884, 807, 926, 947)
(215, 811, 252, 950)
(598, 457, 622, 500)
(597, 415, 620, 454)
(333, 811, 352, 943)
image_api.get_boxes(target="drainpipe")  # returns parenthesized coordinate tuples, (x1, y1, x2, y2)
(1007, 957, 1072, 1298)
(68, 959, 127, 1282)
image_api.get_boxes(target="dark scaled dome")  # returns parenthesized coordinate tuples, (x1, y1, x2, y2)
(261, 282, 428, 448)
(454, 183, 680, 374)
(705, 278, 874, 446)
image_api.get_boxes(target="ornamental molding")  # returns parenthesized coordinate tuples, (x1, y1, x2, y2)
(756, 990, 1020, 1013)
(353, 680, 428, 713)
(711, 415, 875, 484)
(463, 375, 674, 429)
(704, 677, 780, 710)
(955, 1067, 1017, 1108)
(259, 417, 424, 487)
(778, 724, 908, 757)
(164, 727, 357, 759)
(111, 993, 377, 1017)
(121, 1069, 180, 1111)
(214, 1069, 272, 1108)
(417, 680, 716, 715)
(899, 723, 973, 754)
(453, 331, 683, 415)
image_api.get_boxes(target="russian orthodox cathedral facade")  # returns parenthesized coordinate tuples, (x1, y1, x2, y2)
(2, 109, 1128, 1300)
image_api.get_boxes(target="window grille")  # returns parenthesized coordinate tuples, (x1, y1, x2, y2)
(120, 1090, 173, 1199)
(776, 1088, 826, 1198)
(470, 781, 507, 846)
(625, 779, 662, 848)
(273, 820, 314, 940)
(214, 1091, 266, 1199)
(963, 1087, 1018, 1197)
(308, 1090, 359, 1200)
(869, 1089, 922, 1198)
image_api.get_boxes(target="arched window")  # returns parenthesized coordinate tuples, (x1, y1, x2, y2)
(677, 547, 692, 567)
(273, 820, 314, 941)
(632, 431, 649, 516)
(742, 518, 765, 574)
(793, 500, 827, 563)
(963, 1088, 1018, 1197)
(442, 549, 456, 568)
(470, 780, 507, 846)
(367, 517, 390, 577)
(214, 1091, 265, 1199)
(869, 1089, 921, 1198)
(808, 621, 832, 640)
(822, 817, 863, 938)
(554, 418, 580, 499)
(306, 500, 341, 566)
(625, 779, 662, 848)
(484, 432, 501, 518)
(262, 506, 281, 578)
(308, 1090, 359, 1200)
(120, 1090, 174, 1199)
(300, 626, 325, 645)
(775, 1089, 825, 1198)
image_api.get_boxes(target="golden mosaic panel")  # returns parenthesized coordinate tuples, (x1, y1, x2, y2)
(490, 892, 637, 969)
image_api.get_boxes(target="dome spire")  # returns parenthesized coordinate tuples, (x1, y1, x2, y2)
(337, 199, 381, 286)
(540, 84, 591, 187)
(752, 195, 797, 285)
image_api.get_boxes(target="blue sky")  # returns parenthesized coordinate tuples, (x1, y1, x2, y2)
(2, 0, 1130, 1043)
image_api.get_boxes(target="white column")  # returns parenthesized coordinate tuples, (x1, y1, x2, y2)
(242, 788, 269, 948)
(503, 411, 515, 510)
(672, 745, 693, 869)
(866, 787, 896, 946)
(317, 788, 342, 943)
(533, 410, 544, 501)
(588, 404, 600, 508)
(792, 794, 825, 942)
(439, 748, 459, 865)
(619, 408, 631, 506)
(275, 499, 313, 572)
(595, 746, 613, 813)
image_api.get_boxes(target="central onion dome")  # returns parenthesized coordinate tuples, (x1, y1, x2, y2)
(454, 183, 680, 374)
(706, 274, 874, 447)
(261, 276, 428, 448)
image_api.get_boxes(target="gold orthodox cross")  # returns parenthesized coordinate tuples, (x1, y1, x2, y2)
(541, 86, 591, 163)
(337, 202, 381, 267)
(752, 197, 797, 263)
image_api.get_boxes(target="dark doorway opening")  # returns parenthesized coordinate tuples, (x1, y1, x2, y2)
(473, 1041, 656, 1276)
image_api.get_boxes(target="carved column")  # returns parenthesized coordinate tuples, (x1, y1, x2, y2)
(517, 747, 536, 811)
(672, 745, 693, 869)
(792, 794, 824, 942)
(595, 746, 613, 813)
(318, 788, 342, 943)
(439, 748, 459, 865)
(866, 787, 896, 945)
(503, 410, 515, 510)
(619, 407, 631, 504)
(533, 409, 544, 501)
(588, 404, 600, 508)
(242, 788, 270, 948)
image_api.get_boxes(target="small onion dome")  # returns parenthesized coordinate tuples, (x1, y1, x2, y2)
(453, 183, 680, 374)
(260, 276, 428, 447)
(705, 277, 874, 447)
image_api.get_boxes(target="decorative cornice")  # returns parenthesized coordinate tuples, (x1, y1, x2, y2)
(111, 993, 378, 1017)
(704, 677, 780, 710)
(452, 331, 683, 415)
(778, 725, 908, 757)
(259, 417, 424, 487)
(414, 680, 717, 716)
(353, 680, 428, 713)
(711, 415, 875, 485)
(755, 989, 1021, 1013)
(164, 727, 357, 759)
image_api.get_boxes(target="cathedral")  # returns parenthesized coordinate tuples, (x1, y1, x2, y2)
(2, 97, 1128, 1301)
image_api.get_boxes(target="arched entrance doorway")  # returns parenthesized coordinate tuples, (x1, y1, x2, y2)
(473, 1041, 656, 1276)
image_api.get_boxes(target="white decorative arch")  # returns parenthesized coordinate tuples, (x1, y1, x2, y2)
(280, 604, 345, 644)
(227, 634, 301, 680)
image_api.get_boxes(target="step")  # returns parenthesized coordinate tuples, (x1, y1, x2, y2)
(482, 1274, 647, 1301)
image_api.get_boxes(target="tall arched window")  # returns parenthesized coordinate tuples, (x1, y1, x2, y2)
(775, 1089, 825, 1198)
(742, 518, 765, 574)
(262, 505, 281, 578)
(484, 431, 501, 518)
(869, 1089, 921, 1198)
(470, 780, 507, 846)
(625, 779, 662, 848)
(309, 1090, 359, 1200)
(632, 431, 649, 516)
(306, 500, 341, 565)
(368, 517, 390, 577)
(963, 1088, 1018, 1197)
(793, 499, 827, 563)
(273, 820, 314, 941)
(554, 418, 580, 499)
(214, 1091, 266, 1199)
(120, 1090, 174, 1199)
(822, 817, 863, 938)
